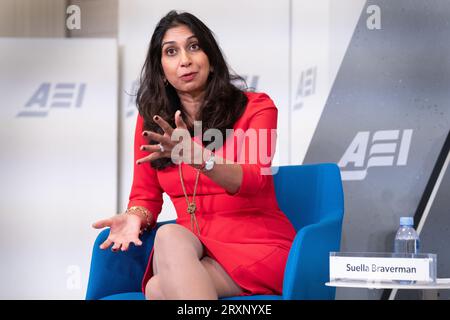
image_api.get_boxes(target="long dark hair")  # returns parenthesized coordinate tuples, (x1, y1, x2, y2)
(136, 10, 248, 170)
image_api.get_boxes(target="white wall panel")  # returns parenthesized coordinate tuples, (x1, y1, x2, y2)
(0, 38, 118, 299)
(290, 2, 331, 164)
(290, 1, 365, 164)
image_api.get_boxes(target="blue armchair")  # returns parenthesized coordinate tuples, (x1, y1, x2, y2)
(86, 163, 344, 300)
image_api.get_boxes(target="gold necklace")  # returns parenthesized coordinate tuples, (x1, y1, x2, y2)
(178, 163, 201, 236)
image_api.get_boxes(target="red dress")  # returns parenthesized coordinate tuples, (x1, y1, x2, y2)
(128, 92, 296, 296)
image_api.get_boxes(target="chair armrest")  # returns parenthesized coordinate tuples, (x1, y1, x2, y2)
(85, 220, 175, 300)
(282, 216, 342, 300)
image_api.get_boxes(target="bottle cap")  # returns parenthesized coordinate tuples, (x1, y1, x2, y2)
(400, 216, 414, 226)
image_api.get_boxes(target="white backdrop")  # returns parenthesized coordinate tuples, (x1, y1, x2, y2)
(290, 0, 366, 164)
(0, 38, 118, 299)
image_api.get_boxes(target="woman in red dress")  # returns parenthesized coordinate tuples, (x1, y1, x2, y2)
(92, 10, 296, 300)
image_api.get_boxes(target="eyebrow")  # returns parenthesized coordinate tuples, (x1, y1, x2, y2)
(162, 35, 198, 48)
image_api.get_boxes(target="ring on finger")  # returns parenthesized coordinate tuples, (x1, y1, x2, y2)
(158, 143, 165, 153)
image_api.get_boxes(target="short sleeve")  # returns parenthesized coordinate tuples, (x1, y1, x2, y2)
(226, 93, 277, 196)
(127, 114, 164, 229)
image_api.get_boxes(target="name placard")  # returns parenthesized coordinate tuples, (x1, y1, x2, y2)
(329, 253, 436, 283)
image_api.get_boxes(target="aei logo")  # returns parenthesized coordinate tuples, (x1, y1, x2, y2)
(294, 66, 317, 110)
(17, 82, 86, 117)
(338, 129, 413, 181)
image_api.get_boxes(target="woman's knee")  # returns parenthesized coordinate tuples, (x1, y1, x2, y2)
(154, 224, 203, 258)
(145, 275, 164, 300)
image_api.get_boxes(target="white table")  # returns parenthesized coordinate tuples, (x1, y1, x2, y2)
(326, 278, 450, 300)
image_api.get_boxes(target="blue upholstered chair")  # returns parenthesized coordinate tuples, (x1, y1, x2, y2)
(85, 163, 344, 300)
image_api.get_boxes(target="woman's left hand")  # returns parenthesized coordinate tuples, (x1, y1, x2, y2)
(136, 110, 205, 168)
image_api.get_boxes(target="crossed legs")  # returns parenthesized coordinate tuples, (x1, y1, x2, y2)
(144, 224, 243, 300)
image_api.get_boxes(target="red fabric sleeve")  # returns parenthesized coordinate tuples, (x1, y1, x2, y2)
(127, 114, 164, 229)
(226, 93, 277, 196)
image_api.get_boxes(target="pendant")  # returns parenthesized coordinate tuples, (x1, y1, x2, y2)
(187, 202, 196, 214)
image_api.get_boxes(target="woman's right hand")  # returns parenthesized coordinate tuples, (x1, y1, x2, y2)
(92, 213, 143, 252)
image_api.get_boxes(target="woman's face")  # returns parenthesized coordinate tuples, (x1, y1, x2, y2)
(161, 25, 211, 96)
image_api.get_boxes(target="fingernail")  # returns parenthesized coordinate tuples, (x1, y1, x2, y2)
(153, 115, 159, 121)
(143, 131, 148, 136)
(137, 161, 141, 165)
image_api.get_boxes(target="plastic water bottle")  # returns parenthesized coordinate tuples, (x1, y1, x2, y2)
(394, 216, 420, 284)
(394, 217, 420, 255)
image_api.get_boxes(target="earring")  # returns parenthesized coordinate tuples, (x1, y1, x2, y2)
(163, 78, 168, 86)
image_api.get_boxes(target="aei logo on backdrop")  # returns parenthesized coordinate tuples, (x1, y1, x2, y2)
(338, 129, 413, 181)
(294, 66, 317, 110)
(16, 82, 86, 117)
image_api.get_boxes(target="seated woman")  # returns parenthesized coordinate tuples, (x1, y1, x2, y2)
(92, 10, 296, 300)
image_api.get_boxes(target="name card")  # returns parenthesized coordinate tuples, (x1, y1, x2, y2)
(329, 253, 436, 283)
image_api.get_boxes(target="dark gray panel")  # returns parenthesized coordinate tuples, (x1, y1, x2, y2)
(396, 135, 450, 300)
(419, 156, 450, 299)
(302, 0, 450, 299)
